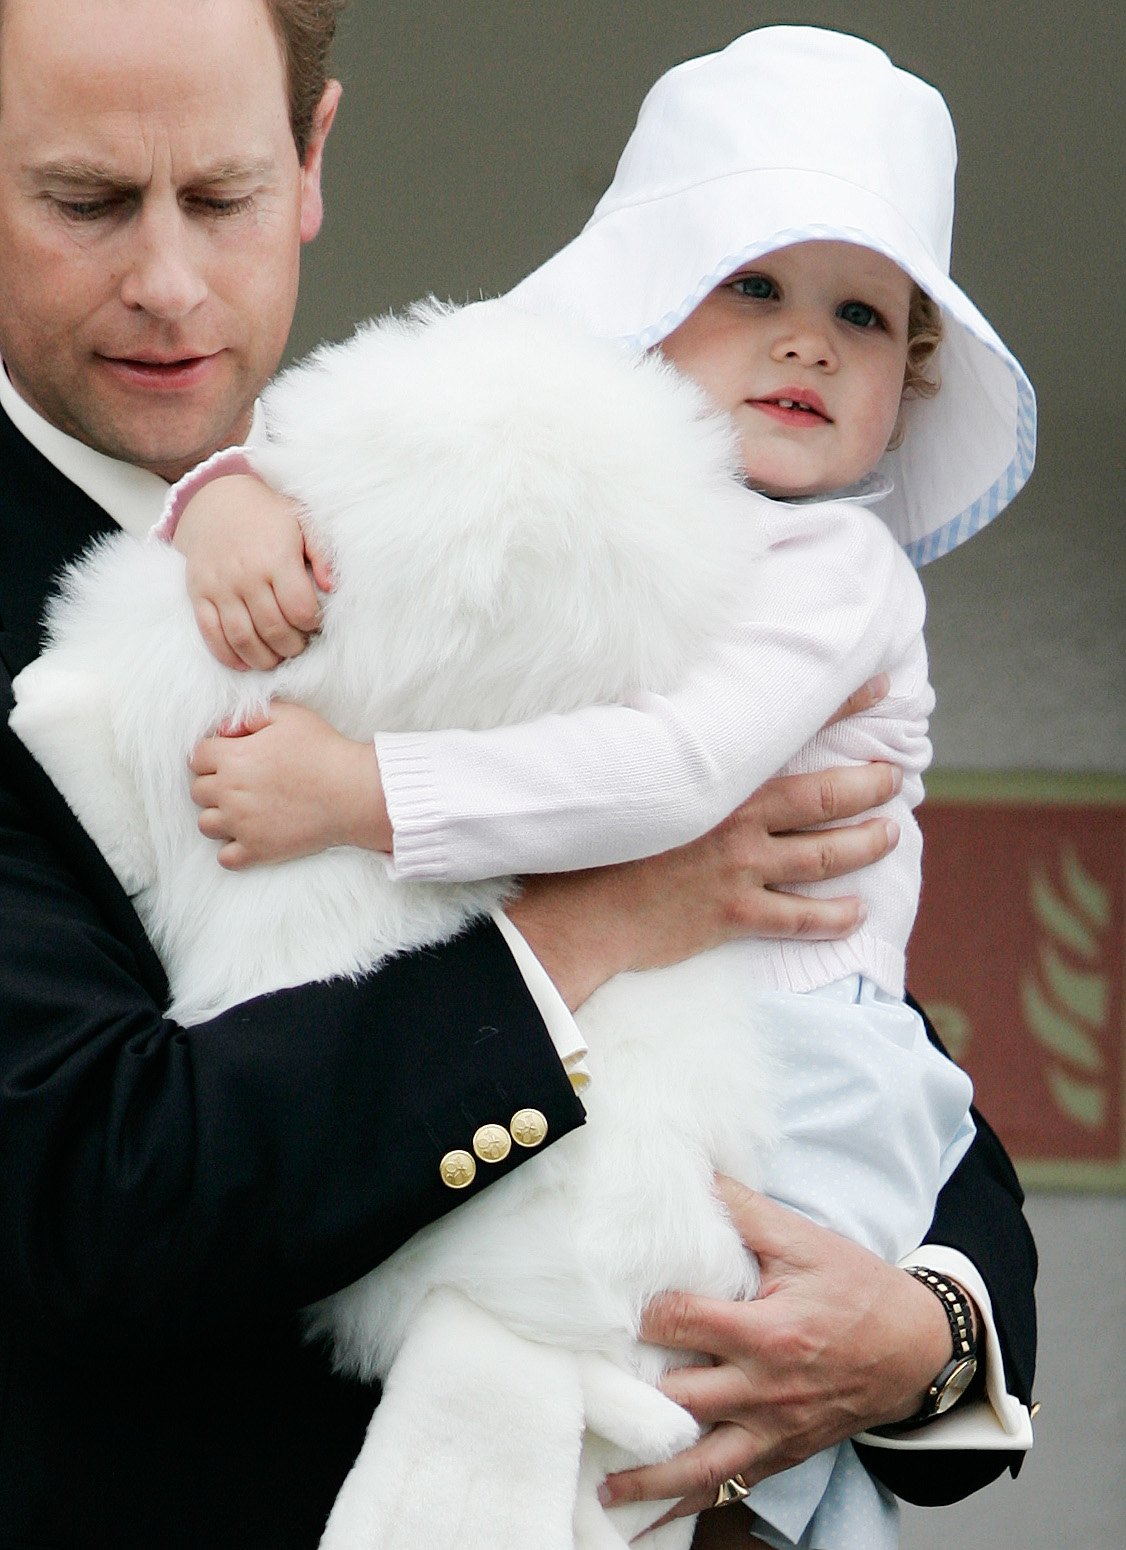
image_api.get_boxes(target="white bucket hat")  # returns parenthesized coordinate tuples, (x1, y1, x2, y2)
(508, 26, 1036, 565)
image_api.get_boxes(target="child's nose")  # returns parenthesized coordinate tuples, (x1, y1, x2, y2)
(769, 319, 837, 371)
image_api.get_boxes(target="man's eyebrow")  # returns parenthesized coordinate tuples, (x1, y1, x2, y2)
(25, 157, 276, 187)
(24, 158, 132, 187)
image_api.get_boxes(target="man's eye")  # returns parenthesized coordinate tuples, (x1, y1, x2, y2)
(838, 300, 881, 329)
(53, 197, 118, 222)
(191, 194, 255, 217)
(730, 274, 776, 301)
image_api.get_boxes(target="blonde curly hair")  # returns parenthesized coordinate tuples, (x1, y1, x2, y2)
(888, 286, 943, 449)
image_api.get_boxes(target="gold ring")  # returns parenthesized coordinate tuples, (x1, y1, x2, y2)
(713, 1473, 750, 1508)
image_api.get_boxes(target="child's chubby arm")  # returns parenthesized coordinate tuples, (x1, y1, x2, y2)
(189, 701, 392, 870)
(185, 680, 891, 874)
(169, 471, 333, 672)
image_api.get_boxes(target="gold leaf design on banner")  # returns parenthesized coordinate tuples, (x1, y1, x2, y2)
(1023, 848, 1111, 1129)
(1030, 866, 1099, 961)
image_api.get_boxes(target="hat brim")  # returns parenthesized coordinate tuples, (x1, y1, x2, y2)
(508, 167, 1036, 563)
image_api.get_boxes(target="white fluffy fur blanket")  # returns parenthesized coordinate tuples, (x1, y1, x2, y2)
(12, 301, 779, 1549)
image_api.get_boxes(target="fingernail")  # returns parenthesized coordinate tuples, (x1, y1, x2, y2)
(890, 765, 903, 793)
(885, 819, 900, 847)
(866, 673, 890, 700)
(597, 1483, 613, 1507)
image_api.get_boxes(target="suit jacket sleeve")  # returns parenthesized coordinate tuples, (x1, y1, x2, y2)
(0, 709, 586, 1358)
(854, 994, 1038, 1505)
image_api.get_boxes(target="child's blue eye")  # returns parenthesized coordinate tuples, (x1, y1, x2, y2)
(730, 274, 775, 300)
(838, 300, 880, 329)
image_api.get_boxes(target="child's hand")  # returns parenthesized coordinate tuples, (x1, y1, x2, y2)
(188, 702, 392, 869)
(172, 475, 334, 671)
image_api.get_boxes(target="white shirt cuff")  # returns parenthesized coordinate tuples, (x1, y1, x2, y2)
(491, 909, 590, 1093)
(857, 1245, 1034, 1452)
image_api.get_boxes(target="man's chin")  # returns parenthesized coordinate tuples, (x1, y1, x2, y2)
(82, 404, 254, 483)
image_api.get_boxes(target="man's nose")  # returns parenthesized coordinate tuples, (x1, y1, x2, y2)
(769, 315, 837, 371)
(118, 204, 208, 320)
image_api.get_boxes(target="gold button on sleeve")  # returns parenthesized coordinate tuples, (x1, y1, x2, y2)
(439, 1149, 476, 1189)
(509, 1108, 548, 1148)
(473, 1124, 512, 1163)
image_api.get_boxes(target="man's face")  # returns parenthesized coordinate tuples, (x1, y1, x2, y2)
(0, 0, 338, 480)
(660, 241, 913, 499)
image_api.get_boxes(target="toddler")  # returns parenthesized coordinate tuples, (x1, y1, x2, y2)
(160, 27, 1036, 1549)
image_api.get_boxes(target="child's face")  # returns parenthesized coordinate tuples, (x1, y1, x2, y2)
(659, 241, 913, 498)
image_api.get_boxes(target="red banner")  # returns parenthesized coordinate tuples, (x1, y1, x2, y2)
(912, 773, 1126, 1190)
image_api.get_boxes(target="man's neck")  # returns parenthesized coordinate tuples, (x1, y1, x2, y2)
(0, 364, 266, 538)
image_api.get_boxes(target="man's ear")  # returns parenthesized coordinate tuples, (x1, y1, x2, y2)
(299, 79, 343, 244)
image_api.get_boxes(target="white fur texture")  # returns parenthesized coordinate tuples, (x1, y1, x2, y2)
(11, 300, 775, 1548)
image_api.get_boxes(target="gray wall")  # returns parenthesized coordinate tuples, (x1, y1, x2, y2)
(294, 4, 1126, 1545)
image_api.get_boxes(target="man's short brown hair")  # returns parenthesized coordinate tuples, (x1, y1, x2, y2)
(262, 0, 348, 159)
(0, 1, 347, 160)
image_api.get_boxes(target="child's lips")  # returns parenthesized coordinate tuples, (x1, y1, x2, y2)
(749, 388, 831, 424)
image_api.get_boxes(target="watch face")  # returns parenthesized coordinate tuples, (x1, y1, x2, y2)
(934, 1357, 978, 1415)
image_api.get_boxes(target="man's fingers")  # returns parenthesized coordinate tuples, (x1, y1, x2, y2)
(749, 763, 901, 833)
(712, 1178, 832, 1275)
(641, 1290, 754, 1362)
(763, 816, 898, 886)
(658, 1360, 754, 1425)
(823, 674, 889, 728)
(603, 1421, 766, 1513)
(732, 889, 865, 941)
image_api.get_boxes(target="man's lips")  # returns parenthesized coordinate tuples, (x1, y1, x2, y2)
(96, 353, 222, 391)
(748, 387, 832, 425)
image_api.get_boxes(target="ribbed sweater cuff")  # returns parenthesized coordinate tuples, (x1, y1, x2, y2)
(376, 733, 453, 880)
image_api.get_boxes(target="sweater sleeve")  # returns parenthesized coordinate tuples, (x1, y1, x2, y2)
(377, 502, 926, 881)
(151, 446, 259, 542)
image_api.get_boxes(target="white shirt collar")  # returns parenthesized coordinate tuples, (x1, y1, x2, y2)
(752, 470, 894, 509)
(0, 362, 267, 538)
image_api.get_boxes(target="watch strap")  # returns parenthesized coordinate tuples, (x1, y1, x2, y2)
(905, 1265, 977, 1364)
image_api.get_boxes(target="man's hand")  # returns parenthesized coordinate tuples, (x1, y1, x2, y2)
(599, 1180, 952, 1525)
(508, 761, 901, 1010)
(173, 475, 332, 671)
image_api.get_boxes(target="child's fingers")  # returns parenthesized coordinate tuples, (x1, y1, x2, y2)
(270, 566, 323, 641)
(190, 772, 227, 817)
(188, 741, 219, 778)
(217, 597, 283, 672)
(197, 804, 230, 842)
(193, 599, 247, 672)
(303, 533, 335, 594)
(220, 709, 272, 738)
(250, 583, 312, 659)
(218, 839, 253, 870)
